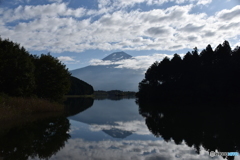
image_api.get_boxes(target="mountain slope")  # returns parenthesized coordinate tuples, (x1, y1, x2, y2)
(102, 51, 132, 61)
(70, 52, 144, 91)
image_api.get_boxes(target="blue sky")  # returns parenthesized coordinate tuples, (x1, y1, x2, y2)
(0, 0, 240, 70)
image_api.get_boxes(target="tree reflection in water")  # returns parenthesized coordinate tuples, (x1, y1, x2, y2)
(138, 102, 240, 160)
(64, 97, 94, 117)
(0, 116, 70, 160)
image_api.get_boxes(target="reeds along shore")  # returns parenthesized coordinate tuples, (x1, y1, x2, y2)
(0, 96, 65, 129)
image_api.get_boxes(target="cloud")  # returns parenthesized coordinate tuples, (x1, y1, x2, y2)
(58, 56, 75, 61)
(218, 22, 240, 30)
(146, 27, 172, 37)
(47, 138, 223, 160)
(58, 56, 79, 64)
(0, 1, 239, 53)
(89, 120, 152, 135)
(217, 5, 240, 21)
(187, 35, 198, 41)
(179, 24, 205, 32)
(90, 53, 173, 70)
(196, 0, 212, 5)
(203, 31, 215, 37)
(97, 0, 212, 10)
(48, 0, 62, 3)
(1, 3, 86, 23)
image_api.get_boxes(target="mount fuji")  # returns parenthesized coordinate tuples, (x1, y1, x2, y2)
(70, 52, 144, 91)
(102, 51, 132, 61)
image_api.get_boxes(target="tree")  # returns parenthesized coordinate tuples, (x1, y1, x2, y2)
(136, 40, 240, 104)
(157, 57, 171, 84)
(145, 61, 159, 86)
(32, 53, 71, 101)
(200, 44, 214, 67)
(170, 54, 182, 83)
(0, 38, 35, 96)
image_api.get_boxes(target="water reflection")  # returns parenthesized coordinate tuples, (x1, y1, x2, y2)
(69, 99, 148, 139)
(64, 97, 94, 116)
(0, 116, 70, 160)
(1, 98, 236, 160)
(62, 99, 224, 160)
(138, 102, 240, 160)
(46, 138, 216, 160)
(94, 96, 135, 101)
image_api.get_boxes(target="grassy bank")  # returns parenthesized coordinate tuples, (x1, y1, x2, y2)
(0, 96, 64, 129)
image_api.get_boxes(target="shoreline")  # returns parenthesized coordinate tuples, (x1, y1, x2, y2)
(0, 96, 65, 129)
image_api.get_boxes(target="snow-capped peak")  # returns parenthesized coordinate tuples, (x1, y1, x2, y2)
(102, 52, 132, 62)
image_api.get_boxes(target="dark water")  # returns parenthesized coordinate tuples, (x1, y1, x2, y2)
(0, 98, 239, 160)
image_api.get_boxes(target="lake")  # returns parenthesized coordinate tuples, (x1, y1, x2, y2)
(0, 98, 239, 160)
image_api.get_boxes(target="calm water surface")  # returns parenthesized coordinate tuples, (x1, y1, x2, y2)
(0, 98, 238, 160)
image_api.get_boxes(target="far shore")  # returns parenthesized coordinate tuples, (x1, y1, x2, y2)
(64, 95, 94, 98)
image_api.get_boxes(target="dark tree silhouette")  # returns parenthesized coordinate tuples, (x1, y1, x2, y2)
(32, 53, 71, 101)
(0, 37, 72, 102)
(136, 41, 240, 105)
(0, 38, 35, 96)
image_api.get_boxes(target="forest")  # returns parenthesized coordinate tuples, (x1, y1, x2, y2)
(136, 40, 240, 105)
(0, 37, 71, 102)
(0, 37, 93, 103)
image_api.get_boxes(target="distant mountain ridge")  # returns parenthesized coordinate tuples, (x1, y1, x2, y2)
(70, 52, 144, 91)
(103, 128, 132, 139)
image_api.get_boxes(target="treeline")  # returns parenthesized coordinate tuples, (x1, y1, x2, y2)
(136, 40, 240, 104)
(0, 37, 78, 102)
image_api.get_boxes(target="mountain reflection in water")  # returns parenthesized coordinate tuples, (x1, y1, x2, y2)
(52, 99, 231, 160)
(0, 98, 239, 160)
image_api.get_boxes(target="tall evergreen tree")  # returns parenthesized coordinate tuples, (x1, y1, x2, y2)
(170, 54, 182, 83)
(137, 40, 239, 104)
(200, 44, 214, 67)
(157, 57, 171, 84)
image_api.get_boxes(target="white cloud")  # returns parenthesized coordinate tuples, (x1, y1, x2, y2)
(89, 120, 152, 135)
(0, 1, 239, 53)
(196, 0, 212, 5)
(1, 3, 86, 23)
(48, 0, 62, 3)
(89, 53, 186, 70)
(44, 138, 225, 160)
(58, 56, 75, 61)
(58, 56, 79, 64)
(216, 5, 240, 21)
(97, 0, 212, 10)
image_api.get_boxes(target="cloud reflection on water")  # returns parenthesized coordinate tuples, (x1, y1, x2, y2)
(89, 120, 152, 135)
(46, 138, 225, 160)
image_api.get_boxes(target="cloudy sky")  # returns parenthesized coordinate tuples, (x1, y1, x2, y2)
(0, 0, 240, 70)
